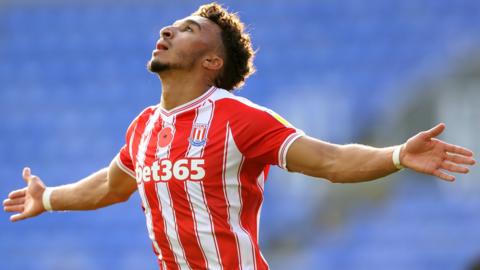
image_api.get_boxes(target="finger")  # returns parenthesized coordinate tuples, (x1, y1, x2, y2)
(8, 188, 26, 199)
(441, 162, 469, 174)
(4, 205, 24, 213)
(423, 123, 445, 139)
(3, 197, 25, 206)
(440, 141, 475, 157)
(445, 153, 476, 165)
(432, 170, 455, 182)
(22, 167, 32, 184)
(10, 213, 28, 222)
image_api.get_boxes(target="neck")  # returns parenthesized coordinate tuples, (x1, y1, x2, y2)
(158, 70, 212, 111)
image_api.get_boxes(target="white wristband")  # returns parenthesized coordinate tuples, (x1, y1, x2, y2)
(42, 187, 54, 212)
(392, 145, 404, 170)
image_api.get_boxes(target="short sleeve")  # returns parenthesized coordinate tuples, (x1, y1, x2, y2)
(230, 101, 304, 169)
(114, 107, 152, 179)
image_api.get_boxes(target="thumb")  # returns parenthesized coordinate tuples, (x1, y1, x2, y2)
(10, 213, 28, 222)
(423, 123, 445, 139)
(22, 167, 32, 184)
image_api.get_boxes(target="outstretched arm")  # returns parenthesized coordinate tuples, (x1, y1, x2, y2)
(286, 123, 475, 183)
(3, 158, 137, 222)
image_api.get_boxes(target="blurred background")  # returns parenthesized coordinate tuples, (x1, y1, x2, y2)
(1, 0, 479, 269)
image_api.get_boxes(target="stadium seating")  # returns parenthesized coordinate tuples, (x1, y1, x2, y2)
(1, 0, 479, 269)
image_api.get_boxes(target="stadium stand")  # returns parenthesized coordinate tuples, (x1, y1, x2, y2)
(1, 0, 479, 269)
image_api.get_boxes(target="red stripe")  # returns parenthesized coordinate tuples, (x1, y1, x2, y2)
(201, 121, 241, 269)
(185, 108, 211, 267)
(240, 160, 269, 270)
(168, 110, 208, 269)
(198, 102, 223, 267)
(143, 113, 180, 270)
(130, 109, 153, 170)
(199, 127, 205, 140)
(130, 109, 179, 269)
(235, 156, 247, 269)
(195, 128, 200, 141)
(199, 101, 215, 158)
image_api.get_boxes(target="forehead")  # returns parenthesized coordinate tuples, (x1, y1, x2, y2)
(175, 15, 221, 34)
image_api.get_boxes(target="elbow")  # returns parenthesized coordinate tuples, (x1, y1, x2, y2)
(94, 190, 132, 209)
(111, 192, 132, 204)
(323, 171, 340, 183)
(323, 167, 358, 183)
(319, 145, 346, 183)
(315, 163, 354, 184)
(306, 161, 339, 183)
(311, 156, 341, 183)
(326, 175, 349, 183)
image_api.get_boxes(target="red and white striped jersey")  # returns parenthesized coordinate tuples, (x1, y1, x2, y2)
(115, 87, 303, 270)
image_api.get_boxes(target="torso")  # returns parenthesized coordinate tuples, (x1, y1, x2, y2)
(117, 87, 301, 270)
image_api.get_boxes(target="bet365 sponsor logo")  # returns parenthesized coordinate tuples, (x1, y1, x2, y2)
(135, 159, 205, 183)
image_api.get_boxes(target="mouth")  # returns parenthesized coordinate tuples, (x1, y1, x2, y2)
(155, 41, 169, 51)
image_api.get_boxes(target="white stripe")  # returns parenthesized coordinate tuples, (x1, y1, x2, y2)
(136, 108, 162, 166)
(114, 154, 136, 179)
(156, 115, 191, 270)
(157, 183, 191, 270)
(255, 172, 265, 240)
(134, 108, 164, 259)
(255, 172, 270, 268)
(223, 125, 257, 270)
(138, 181, 163, 260)
(185, 101, 223, 270)
(128, 119, 138, 162)
(278, 132, 304, 170)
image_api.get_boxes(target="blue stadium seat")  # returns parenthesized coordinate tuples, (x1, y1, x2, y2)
(1, 1, 480, 269)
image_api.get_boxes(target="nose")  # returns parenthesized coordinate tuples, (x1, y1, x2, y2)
(160, 26, 174, 40)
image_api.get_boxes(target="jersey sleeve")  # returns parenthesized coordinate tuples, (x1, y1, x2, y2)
(231, 101, 304, 170)
(114, 107, 151, 179)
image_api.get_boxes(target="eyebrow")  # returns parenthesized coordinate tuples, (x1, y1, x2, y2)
(175, 19, 202, 31)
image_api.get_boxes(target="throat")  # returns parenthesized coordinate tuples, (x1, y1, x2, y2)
(158, 70, 215, 111)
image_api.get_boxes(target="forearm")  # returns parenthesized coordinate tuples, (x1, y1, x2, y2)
(49, 168, 126, 211)
(329, 144, 399, 183)
(287, 125, 474, 184)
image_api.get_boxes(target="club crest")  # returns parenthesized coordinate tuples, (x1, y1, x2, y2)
(189, 124, 208, 147)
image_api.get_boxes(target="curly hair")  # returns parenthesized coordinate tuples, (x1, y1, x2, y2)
(193, 3, 255, 91)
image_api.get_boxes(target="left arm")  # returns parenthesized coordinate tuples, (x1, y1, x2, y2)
(286, 123, 476, 183)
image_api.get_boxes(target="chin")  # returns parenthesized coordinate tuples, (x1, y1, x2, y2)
(147, 59, 170, 73)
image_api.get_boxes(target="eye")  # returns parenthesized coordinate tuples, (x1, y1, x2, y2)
(181, 24, 193, 32)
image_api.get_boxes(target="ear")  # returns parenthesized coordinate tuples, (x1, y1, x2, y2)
(202, 55, 224, 71)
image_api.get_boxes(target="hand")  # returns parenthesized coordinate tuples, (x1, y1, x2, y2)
(401, 123, 476, 181)
(3, 167, 47, 222)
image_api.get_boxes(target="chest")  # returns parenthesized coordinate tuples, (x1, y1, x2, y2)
(132, 111, 227, 184)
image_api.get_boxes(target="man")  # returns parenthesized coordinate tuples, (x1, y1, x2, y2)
(3, 3, 476, 270)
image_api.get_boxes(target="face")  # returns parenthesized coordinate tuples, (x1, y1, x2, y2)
(148, 15, 223, 73)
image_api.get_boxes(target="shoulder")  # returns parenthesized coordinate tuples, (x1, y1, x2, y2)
(210, 88, 294, 127)
(210, 88, 272, 115)
(133, 105, 157, 123)
(125, 105, 157, 135)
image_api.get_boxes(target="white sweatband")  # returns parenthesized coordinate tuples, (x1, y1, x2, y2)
(42, 187, 54, 212)
(392, 145, 404, 170)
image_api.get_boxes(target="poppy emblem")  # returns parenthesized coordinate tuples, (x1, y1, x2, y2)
(158, 127, 174, 148)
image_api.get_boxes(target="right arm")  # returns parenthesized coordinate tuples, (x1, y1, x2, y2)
(3, 158, 137, 222)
